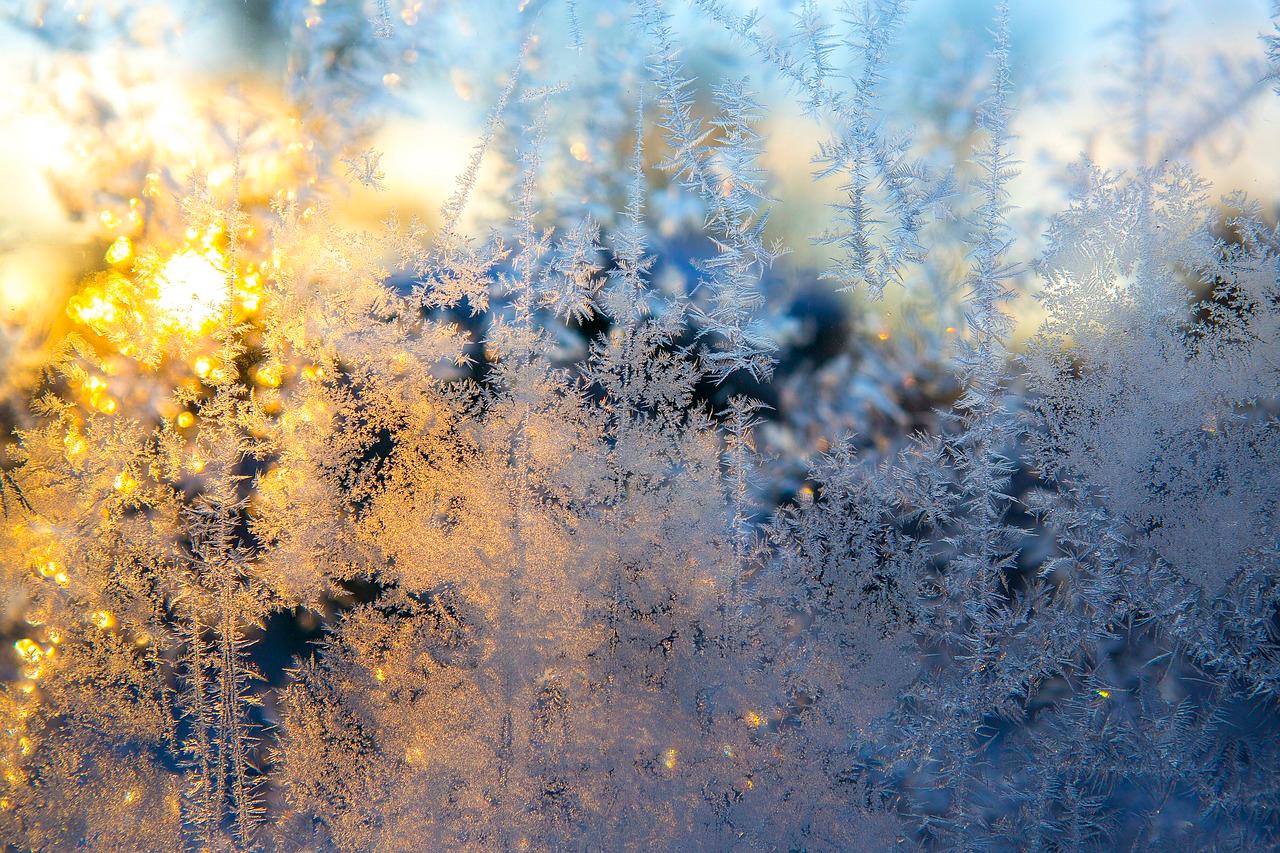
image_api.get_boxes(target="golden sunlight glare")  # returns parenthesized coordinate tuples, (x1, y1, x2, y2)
(153, 250, 228, 331)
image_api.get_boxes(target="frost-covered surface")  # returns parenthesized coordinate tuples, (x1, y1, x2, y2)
(0, 1, 1277, 850)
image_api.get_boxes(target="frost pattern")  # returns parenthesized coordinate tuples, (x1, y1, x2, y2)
(0, 1, 1277, 851)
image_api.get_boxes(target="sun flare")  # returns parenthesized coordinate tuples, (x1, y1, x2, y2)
(152, 249, 227, 332)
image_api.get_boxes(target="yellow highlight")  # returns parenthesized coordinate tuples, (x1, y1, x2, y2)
(1097, 689, 1111, 699)
(64, 432, 87, 459)
(237, 270, 262, 312)
(744, 710, 763, 728)
(176, 411, 195, 429)
(90, 610, 115, 630)
(14, 639, 42, 663)
(256, 364, 283, 388)
(154, 251, 227, 332)
(105, 236, 133, 265)
(663, 748, 678, 770)
(114, 471, 138, 495)
(69, 290, 118, 326)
